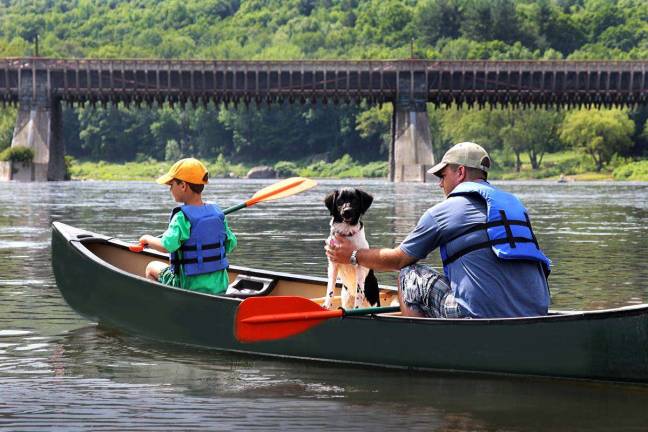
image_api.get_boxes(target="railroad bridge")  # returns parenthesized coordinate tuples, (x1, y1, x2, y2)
(1, 57, 647, 181)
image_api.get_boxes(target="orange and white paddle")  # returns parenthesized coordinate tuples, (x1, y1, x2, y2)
(223, 177, 317, 214)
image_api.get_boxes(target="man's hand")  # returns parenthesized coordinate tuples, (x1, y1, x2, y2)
(325, 235, 355, 264)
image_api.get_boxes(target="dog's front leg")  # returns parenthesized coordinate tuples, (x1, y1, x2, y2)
(353, 269, 368, 309)
(324, 261, 338, 310)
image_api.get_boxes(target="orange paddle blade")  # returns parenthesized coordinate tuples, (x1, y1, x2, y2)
(235, 296, 343, 343)
(245, 177, 317, 206)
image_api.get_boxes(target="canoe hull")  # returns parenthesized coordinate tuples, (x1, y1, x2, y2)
(51, 222, 648, 383)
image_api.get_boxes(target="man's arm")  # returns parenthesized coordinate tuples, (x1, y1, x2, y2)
(325, 235, 416, 271)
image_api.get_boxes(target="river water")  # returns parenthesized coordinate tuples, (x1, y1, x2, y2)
(1, 179, 648, 431)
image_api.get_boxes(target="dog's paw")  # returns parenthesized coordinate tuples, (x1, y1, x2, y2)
(322, 300, 333, 310)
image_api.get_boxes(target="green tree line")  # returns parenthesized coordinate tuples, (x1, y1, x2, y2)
(0, 0, 647, 173)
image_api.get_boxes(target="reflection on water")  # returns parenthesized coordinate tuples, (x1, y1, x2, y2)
(1, 179, 648, 430)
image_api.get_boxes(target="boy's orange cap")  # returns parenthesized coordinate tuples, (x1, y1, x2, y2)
(156, 158, 209, 185)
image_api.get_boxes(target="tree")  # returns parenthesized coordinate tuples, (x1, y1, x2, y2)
(506, 110, 564, 170)
(440, 109, 507, 164)
(355, 105, 391, 156)
(0, 108, 17, 152)
(460, 0, 526, 45)
(560, 109, 634, 171)
(443, 108, 563, 172)
(413, 0, 461, 46)
(499, 125, 522, 171)
(355, 0, 414, 48)
(523, 111, 563, 169)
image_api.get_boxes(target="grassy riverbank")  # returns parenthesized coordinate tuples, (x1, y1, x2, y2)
(67, 152, 648, 182)
(489, 151, 613, 181)
(67, 154, 389, 181)
(491, 151, 648, 181)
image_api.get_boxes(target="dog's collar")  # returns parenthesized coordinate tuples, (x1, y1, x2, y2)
(330, 221, 363, 237)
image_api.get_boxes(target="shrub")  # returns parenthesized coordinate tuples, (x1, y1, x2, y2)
(361, 161, 388, 177)
(206, 154, 247, 178)
(64, 155, 75, 180)
(0, 146, 34, 163)
(135, 152, 157, 163)
(164, 139, 182, 161)
(613, 160, 648, 181)
(274, 161, 298, 177)
(298, 154, 387, 178)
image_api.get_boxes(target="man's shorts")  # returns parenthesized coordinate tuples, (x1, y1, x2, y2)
(398, 264, 469, 318)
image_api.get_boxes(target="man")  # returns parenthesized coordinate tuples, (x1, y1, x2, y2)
(325, 142, 551, 318)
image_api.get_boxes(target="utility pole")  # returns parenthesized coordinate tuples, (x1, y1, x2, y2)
(34, 34, 39, 57)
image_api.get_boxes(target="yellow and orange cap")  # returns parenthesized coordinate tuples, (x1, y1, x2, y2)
(156, 158, 209, 185)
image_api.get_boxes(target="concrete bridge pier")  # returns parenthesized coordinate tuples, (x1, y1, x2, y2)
(10, 68, 64, 181)
(389, 70, 435, 182)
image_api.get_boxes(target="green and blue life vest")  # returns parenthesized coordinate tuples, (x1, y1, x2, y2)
(169, 204, 229, 276)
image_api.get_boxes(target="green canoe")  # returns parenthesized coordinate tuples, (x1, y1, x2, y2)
(51, 221, 648, 383)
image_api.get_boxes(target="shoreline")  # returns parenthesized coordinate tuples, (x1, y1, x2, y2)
(66, 175, 648, 184)
(65, 158, 648, 182)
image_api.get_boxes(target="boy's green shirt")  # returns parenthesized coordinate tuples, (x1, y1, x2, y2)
(160, 209, 237, 294)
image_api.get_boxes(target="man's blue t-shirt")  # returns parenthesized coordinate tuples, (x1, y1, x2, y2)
(399, 191, 549, 318)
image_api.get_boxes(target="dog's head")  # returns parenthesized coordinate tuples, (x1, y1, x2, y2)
(324, 188, 374, 225)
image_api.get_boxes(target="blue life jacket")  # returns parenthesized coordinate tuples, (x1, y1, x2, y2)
(169, 204, 229, 276)
(440, 181, 551, 278)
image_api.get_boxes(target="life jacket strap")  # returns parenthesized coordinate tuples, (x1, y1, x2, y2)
(445, 218, 532, 244)
(499, 210, 517, 248)
(173, 254, 224, 266)
(524, 212, 540, 248)
(442, 237, 537, 266)
(180, 242, 222, 252)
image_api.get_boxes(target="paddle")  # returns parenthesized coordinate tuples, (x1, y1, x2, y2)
(128, 177, 317, 252)
(235, 296, 400, 343)
(223, 176, 317, 215)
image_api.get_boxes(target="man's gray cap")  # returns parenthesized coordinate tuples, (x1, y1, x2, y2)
(427, 142, 491, 176)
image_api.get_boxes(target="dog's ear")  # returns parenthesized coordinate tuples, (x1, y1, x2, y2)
(324, 190, 338, 214)
(357, 189, 374, 214)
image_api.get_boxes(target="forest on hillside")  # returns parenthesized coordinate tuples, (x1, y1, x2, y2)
(0, 0, 647, 175)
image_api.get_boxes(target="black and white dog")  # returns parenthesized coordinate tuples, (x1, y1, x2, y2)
(324, 188, 380, 310)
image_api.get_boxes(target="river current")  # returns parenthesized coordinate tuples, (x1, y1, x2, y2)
(1, 179, 648, 431)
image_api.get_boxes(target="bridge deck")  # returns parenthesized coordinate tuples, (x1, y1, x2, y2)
(0, 58, 645, 108)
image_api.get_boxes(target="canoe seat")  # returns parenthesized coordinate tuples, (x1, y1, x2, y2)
(310, 291, 400, 308)
(225, 274, 277, 298)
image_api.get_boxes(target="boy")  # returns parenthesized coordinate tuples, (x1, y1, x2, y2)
(139, 157, 237, 295)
